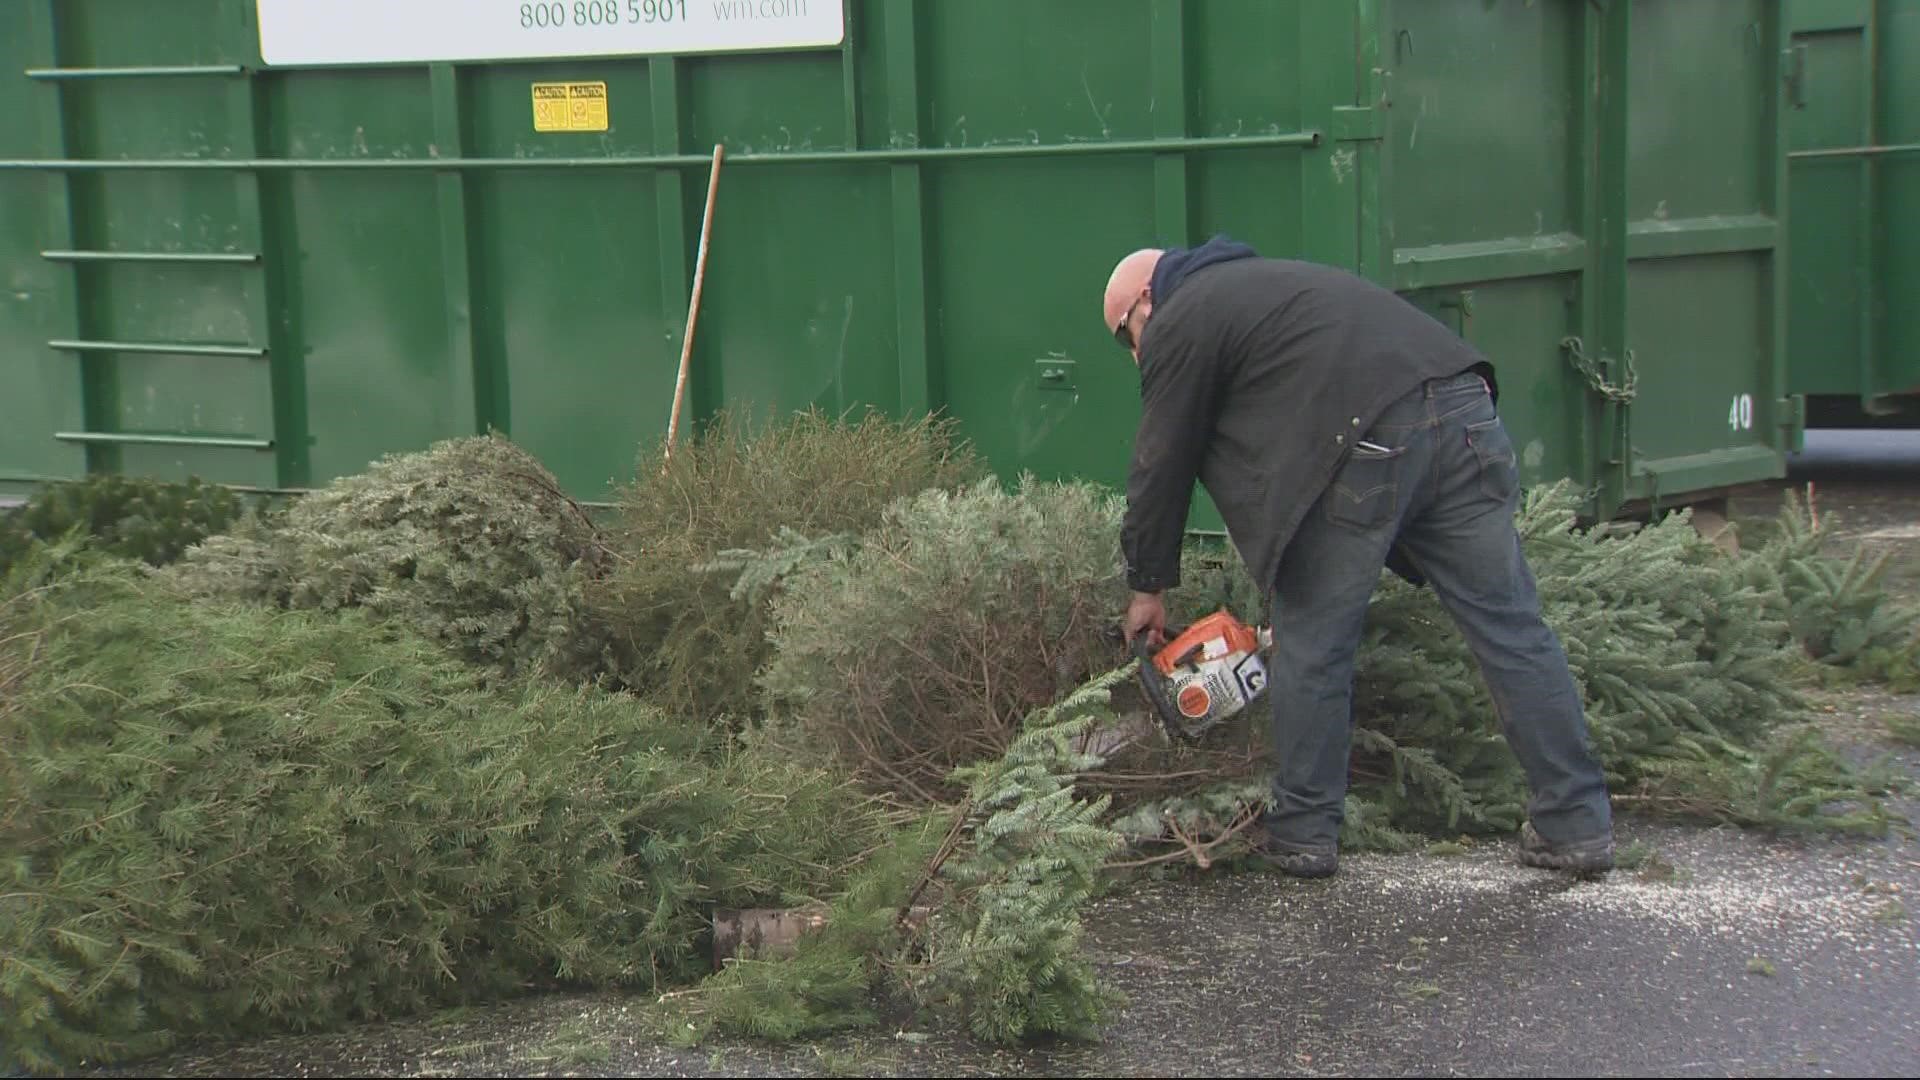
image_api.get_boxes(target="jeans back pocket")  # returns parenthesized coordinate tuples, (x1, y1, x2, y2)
(1325, 442, 1406, 532)
(1465, 417, 1518, 506)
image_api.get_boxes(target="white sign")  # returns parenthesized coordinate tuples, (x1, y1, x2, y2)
(256, 0, 845, 66)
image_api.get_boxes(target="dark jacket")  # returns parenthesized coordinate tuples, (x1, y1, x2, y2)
(1121, 239, 1494, 597)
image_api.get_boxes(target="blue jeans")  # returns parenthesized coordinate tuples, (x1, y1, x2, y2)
(1262, 370, 1613, 852)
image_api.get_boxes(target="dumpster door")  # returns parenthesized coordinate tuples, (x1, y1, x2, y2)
(1787, 0, 1920, 423)
(1622, 0, 1794, 507)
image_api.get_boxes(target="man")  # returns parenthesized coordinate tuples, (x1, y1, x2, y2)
(1104, 235, 1614, 879)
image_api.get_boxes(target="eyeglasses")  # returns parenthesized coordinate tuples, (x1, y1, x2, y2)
(1113, 294, 1143, 351)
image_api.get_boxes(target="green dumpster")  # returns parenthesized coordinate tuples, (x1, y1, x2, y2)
(1, 0, 1801, 525)
(1786, 0, 1920, 427)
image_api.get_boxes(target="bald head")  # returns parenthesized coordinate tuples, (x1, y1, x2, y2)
(1103, 248, 1162, 344)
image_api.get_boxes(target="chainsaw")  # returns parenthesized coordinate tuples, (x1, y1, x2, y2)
(1129, 610, 1273, 743)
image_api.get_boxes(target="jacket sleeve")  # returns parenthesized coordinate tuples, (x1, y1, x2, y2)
(1121, 327, 1219, 594)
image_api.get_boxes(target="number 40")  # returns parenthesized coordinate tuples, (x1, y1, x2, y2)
(1728, 392, 1754, 431)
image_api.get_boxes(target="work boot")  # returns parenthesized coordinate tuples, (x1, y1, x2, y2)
(1250, 832, 1338, 879)
(1516, 821, 1614, 877)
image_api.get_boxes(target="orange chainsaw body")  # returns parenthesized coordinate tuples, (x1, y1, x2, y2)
(1135, 609, 1272, 741)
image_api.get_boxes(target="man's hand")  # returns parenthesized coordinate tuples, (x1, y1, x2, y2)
(1124, 590, 1167, 649)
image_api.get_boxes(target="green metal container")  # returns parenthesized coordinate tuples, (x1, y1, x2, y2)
(2, 0, 1800, 529)
(1787, 0, 1920, 427)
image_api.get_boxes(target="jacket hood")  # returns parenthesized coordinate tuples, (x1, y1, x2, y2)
(1150, 233, 1260, 303)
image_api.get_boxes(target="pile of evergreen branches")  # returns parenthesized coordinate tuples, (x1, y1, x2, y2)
(0, 472, 258, 575)
(9, 412, 1917, 1072)
(757, 476, 1129, 802)
(658, 475, 1915, 1047)
(591, 407, 983, 723)
(0, 547, 896, 1075)
(161, 434, 612, 682)
(661, 663, 1132, 1047)
(1741, 488, 1920, 683)
(745, 477, 1912, 864)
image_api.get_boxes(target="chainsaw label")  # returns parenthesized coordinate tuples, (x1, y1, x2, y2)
(1234, 654, 1268, 699)
(1177, 683, 1212, 719)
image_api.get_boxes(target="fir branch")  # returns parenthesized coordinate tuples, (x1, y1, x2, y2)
(915, 663, 1131, 1043)
(695, 527, 861, 605)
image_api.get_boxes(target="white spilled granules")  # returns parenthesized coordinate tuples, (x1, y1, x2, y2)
(1546, 866, 1865, 941)
(1335, 846, 1914, 960)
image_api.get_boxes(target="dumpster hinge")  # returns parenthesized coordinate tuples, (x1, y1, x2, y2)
(1331, 105, 1385, 143)
(1777, 394, 1807, 452)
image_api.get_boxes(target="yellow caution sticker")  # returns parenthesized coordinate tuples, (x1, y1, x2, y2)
(532, 81, 609, 133)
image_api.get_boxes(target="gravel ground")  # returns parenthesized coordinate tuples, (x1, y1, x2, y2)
(52, 434, 1920, 1079)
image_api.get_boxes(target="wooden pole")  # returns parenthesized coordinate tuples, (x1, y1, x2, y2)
(711, 905, 829, 967)
(664, 143, 725, 463)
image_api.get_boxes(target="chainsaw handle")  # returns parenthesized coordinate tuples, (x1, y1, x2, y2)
(1130, 623, 1201, 745)
(1127, 623, 1188, 665)
(1129, 634, 1154, 662)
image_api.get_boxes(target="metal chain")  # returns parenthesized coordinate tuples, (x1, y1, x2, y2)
(1560, 335, 1638, 404)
